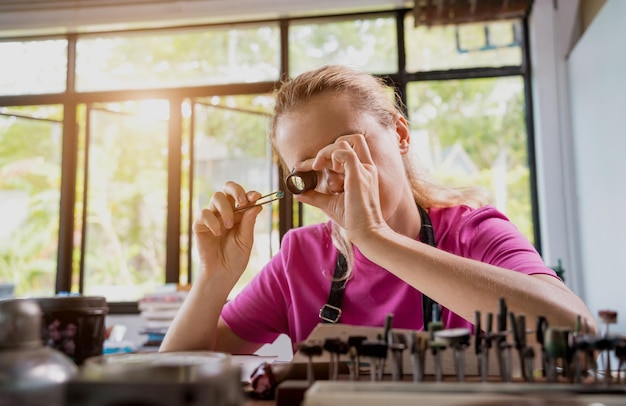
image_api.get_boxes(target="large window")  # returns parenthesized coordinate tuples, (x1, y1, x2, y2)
(0, 106, 63, 296)
(0, 10, 536, 310)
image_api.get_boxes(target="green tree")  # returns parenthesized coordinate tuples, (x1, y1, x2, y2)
(0, 108, 62, 296)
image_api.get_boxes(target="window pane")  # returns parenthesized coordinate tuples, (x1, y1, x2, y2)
(75, 25, 280, 92)
(0, 40, 67, 95)
(191, 94, 277, 298)
(406, 77, 533, 242)
(289, 16, 398, 76)
(405, 17, 522, 71)
(82, 101, 169, 301)
(0, 105, 63, 296)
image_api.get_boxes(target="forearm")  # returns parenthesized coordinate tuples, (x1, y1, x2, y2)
(356, 228, 598, 334)
(159, 272, 235, 352)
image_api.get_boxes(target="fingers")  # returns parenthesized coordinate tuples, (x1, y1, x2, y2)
(291, 134, 372, 196)
(195, 182, 262, 236)
(307, 133, 373, 172)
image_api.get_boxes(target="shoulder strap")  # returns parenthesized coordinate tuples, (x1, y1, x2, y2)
(419, 206, 439, 328)
(319, 253, 347, 323)
(319, 206, 439, 327)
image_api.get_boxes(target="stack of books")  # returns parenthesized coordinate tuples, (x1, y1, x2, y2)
(138, 286, 188, 348)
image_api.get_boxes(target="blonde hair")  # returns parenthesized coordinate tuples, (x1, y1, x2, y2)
(270, 65, 490, 279)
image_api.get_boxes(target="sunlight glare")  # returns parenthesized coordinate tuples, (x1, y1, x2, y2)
(181, 101, 192, 119)
(138, 99, 170, 121)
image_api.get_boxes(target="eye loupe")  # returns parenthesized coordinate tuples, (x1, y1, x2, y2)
(285, 170, 317, 194)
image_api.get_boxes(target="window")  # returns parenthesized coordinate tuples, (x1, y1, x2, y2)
(406, 77, 532, 240)
(76, 24, 280, 91)
(0, 9, 537, 310)
(405, 17, 522, 71)
(79, 101, 170, 301)
(289, 15, 398, 76)
(0, 106, 63, 297)
(0, 40, 67, 95)
(190, 95, 278, 297)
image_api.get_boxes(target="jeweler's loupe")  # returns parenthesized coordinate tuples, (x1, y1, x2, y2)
(285, 170, 317, 194)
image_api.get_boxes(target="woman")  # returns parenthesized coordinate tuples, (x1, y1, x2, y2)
(160, 65, 596, 355)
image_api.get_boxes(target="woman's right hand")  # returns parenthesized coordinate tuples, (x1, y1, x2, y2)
(193, 181, 263, 284)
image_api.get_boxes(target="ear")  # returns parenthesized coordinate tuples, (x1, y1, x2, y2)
(395, 114, 410, 155)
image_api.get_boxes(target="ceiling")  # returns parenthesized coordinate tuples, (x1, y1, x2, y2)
(0, 0, 411, 37)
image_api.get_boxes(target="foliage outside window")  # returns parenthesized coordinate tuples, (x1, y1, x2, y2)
(289, 16, 398, 76)
(76, 24, 281, 91)
(404, 17, 522, 71)
(191, 95, 278, 297)
(79, 102, 169, 301)
(0, 106, 63, 296)
(406, 78, 532, 240)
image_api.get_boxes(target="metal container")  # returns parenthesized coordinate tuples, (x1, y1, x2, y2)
(0, 298, 78, 406)
(67, 352, 244, 406)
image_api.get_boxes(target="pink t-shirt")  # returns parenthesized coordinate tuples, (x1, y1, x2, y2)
(221, 205, 558, 347)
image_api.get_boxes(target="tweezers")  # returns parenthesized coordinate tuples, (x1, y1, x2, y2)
(233, 190, 284, 212)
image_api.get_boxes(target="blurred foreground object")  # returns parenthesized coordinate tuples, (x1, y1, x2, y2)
(67, 351, 243, 406)
(0, 298, 78, 406)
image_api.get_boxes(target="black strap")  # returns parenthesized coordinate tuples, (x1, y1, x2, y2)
(418, 205, 438, 328)
(320, 206, 439, 327)
(319, 254, 347, 323)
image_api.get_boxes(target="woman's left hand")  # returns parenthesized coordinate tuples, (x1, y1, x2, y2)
(293, 133, 389, 243)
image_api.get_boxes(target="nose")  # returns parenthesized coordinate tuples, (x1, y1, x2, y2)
(317, 169, 345, 195)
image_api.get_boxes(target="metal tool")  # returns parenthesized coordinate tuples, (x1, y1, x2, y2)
(592, 334, 621, 385)
(388, 333, 407, 382)
(483, 312, 494, 382)
(360, 339, 388, 382)
(569, 316, 583, 383)
(429, 340, 446, 382)
(434, 327, 471, 382)
(428, 307, 445, 382)
(409, 331, 428, 383)
(543, 326, 569, 382)
(536, 315, 549, 378)
(383, 313, 394, 344)
(474, 311, 484, 381)
(233, 190, 284, 212)
(323, 338, 348, 381)
(297, 341, 323, 386)
(509, 312, 530, 381)
(615, 337, 626, 384)
(383, 314, 407, 381)
(598, 309, 618, 383)
(347, 335, 367, 381)
(495, 298, 511, 382)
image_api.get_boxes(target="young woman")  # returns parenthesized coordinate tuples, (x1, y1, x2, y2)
(160, 65, 596, 355)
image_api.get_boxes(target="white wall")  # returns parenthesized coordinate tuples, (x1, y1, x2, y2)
(530, 0, 586, 298)
(532, 0, 626, 333)
(567, 0, 626, 332)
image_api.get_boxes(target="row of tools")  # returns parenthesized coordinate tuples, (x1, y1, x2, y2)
(296, 298, 626, 385)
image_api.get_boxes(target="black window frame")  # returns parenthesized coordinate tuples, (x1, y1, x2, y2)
(0, 9, 537, 314)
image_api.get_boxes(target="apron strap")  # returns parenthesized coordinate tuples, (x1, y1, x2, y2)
(320, 206, 439, 327)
